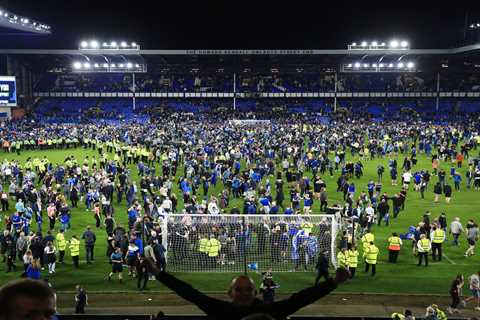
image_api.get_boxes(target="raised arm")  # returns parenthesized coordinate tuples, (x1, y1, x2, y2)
(270, 268, 349, 317)
(146, 258, 226, 315)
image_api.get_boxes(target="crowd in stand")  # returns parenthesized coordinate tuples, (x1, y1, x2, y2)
(37, 72, 480, 94)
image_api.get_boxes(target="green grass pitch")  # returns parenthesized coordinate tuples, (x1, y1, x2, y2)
(0, 146, 478, 295)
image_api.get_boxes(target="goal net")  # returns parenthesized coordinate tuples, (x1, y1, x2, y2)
(162, 214, 340, 273)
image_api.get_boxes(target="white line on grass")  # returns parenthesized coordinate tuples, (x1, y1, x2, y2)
(443, 254, 456, 265)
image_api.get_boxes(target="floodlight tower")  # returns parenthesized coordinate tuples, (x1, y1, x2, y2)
(75, 40, 145, 112)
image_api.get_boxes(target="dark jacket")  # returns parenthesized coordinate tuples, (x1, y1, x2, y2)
(155, 271, 337, 320)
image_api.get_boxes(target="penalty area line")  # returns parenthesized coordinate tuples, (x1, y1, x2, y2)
(443, 254, 456, 265)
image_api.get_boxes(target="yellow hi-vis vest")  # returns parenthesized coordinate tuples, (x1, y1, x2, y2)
(388, 236, 401, 251)
(391, 313, 405, 320)
(337, 251, 348, 268)
(365, 245, 379, 264)
(419, 238, 430, 252)
(347, 249, 359, 268)
(432, 229, 445, 244)
(69, 238, 80, 257)
(362, 233, 374, 250)
(207, 239, 221, 257)
(199, 238, 208, 253)
(56, 233, 66, 251)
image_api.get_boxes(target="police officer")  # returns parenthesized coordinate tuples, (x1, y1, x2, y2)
(417, 234, 431, 267)
(364, 241, 379, 276)
(347, 244, 359, 278)
(198, 234, 209, 267)
(69, 235, 81, 268)
(336, 247, 348, 269)
(55, 229, 66, 264)
(387, 232, 402, 263)
(207, 234, 221, 267)
(430, 225, 445, 261)
(361, 231, 375, 253)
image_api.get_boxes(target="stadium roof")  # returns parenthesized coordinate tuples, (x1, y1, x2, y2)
(1, 43, 479, 55)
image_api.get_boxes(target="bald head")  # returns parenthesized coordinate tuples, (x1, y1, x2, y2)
(229, 275, 257, 306)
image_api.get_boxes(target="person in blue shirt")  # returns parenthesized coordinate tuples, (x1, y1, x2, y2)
(232, 177, 241, 198)
(284, 206, 294, 215)
(348, 183, 355, 196)
(303, 193, 313, 215)
(127, 206, 138, 230)
(390, 167, 398, 186)
(21, 214, 31, 235)
(132, 234, 144, 255)
(453, 173, 462, 191)
(450, 166, 456, 178)
(59, 213, 70, 231)
(108, 248, 124, 282)
(367, 180, 375, 199)
(269, 202, 279, 215)
(137, 162, 145, 176)
(25, 259, 41, 280)
(11, 212, 23, 234)
(35, 211, 43, 234)
(15, 199, 25, 214)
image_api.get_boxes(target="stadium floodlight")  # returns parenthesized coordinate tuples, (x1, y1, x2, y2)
(397, 62, 404, 68)
(103, 63, 109, 68)
(131, 42, 137, 47)
(361, 41, 368, 47)
(390, 40, 399, 48)
(372, 63, 378, 68)
(407, 62, 415, 69)
(351, 42, 357, 46)
(83, 62, 91, 69)
(81, 41, 88, 48)
(121, 41, 127, 47)
(73, 62, 82, 69)
(103, 42, 108, 47)
(111, 41, 117, 47)
(347, 63, 352, 68)
(135, 64, 140, 68)
(94, 63, 99, 68)
(90, 40, 99, 48)
(400, 41, 409, 48)
(379, 63, 384, 68)
(388, 63, 394, 68)
(371, 41, 378, 46)
(119, 63, 124, 68)
(126, 62, 133, 68)
(0, 8, 51, 34)
(354, 62, 361, 68)
(110, 63, 116, 68)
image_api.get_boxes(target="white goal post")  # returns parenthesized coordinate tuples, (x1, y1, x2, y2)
(161, 214, 340, 273)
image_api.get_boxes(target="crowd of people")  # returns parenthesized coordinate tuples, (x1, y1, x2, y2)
(0, 111, 478, 318)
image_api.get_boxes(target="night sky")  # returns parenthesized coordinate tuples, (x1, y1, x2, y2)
(0, 1, 475, 50)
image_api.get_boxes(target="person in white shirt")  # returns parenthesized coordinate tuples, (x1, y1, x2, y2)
(207, 199, 220, 215)
(450, 217, 464, 246)
(465, 272, 480, 310)
(402, 171, 412, 190)
(364, 204, 375, 231)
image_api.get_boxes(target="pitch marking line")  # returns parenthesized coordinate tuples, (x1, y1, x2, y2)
(443, 254, 456, 265)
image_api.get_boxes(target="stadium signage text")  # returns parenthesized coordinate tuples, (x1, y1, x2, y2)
(185, 49, 315, 55)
